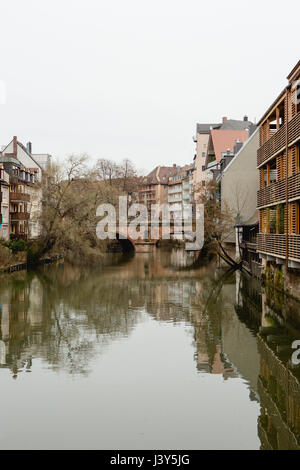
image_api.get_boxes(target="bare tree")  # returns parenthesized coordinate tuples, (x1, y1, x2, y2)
(195, 180, 244, 270)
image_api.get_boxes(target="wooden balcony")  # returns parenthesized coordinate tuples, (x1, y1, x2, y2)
(289, 235, 300, 260)
(10, 192, 30, 202)
(257, 179, 286, 207)
(257, 233, 300, 261)
(10, 211, 30, 221)
(288, 111, 300, 145)
(257, 125, 285, 167)
(257, 172, 300, 208)
(257, 111, 300, 168)
(288, 172, 300, 200)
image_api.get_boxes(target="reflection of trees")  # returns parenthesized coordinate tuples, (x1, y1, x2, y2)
(257, 332, 300, 450)
(0, 257, 245, 379)
(0, 258, 238, 378)
(0, 264, 145, 376)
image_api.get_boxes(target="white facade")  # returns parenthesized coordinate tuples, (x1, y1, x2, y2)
(168, 167, 194, 239)
(221, 128, 259, 243)
(33, 154, 51, 171)
(1, 138, 44, 239)
(0, 165, 10, 240)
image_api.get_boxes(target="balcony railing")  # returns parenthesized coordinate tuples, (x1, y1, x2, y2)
(257, 172, 300, 208)
(168, 195, 182, 203)
(257, 233, 300, 261)
(257, 233, 286, 257)
(10, 212, 30, 221)
(168, 187, 182, 194)
(257, 179, 285, 207)
(288, 172, 300, 200)
(289, 235, 300, 260)
(10, 192, 30, 202)
(257, 125, 286, 167)
(257, 112, 300, 168)
(288, 111, 300, 145)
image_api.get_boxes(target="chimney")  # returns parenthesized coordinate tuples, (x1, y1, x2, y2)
(13, 136, 17, 157)
(243, 115, 248, 121)
(222, 117, 227, 123)
(234, 139, 243, 154)
(26, 142, 32, 154)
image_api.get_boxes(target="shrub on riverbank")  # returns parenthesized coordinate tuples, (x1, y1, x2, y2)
(0, 240, 26, 269)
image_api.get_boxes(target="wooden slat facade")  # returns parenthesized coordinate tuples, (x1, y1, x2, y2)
(257, 61, 300, 264)
(257, 171, 300, 208)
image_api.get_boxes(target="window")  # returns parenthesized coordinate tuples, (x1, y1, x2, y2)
(270, 160, 277, 184)
(277, 204, 285, 234)
(269, 208, 277, 234)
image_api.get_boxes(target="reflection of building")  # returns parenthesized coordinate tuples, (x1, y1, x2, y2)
(257, 333, 300, 450)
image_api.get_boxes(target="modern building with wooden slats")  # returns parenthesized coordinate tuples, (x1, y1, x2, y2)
(257, 60, 300, 271)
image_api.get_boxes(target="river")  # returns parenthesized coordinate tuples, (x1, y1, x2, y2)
(0, 247, 299, 450)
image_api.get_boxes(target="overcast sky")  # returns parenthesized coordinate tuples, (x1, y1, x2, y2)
(0, 0, 299, 173)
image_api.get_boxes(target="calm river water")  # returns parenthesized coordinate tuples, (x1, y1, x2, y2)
(0, 248, 299, 450)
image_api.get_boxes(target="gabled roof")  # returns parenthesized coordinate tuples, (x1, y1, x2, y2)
(143, 166, 178, 185)
(196, 123, 221, 134)
(220, 119, 253, 130)
(1, 139, 43, 171)
(209, 129, 249, 162)
(221, 127, 259, 175)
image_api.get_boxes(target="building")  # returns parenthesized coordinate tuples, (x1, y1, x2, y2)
(138, 165, 178, 215)
(1, 137, 47, 239)
(205, 117, 254, 168)
(257, 60, 300, 278)
(0, 153, 37, 240)
(193, 116, 255, 191)
(168, 164, 194, 238)
(193, 122, 221, 189)
(220, 128, 259, 255)
(0, 163, 10, 240)
(236, 214, 261, 277)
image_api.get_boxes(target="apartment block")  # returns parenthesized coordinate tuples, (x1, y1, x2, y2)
(168, 164, 194, 221)
(0, 163, 10, 240)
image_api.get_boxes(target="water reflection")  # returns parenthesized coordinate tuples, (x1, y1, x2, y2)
(0, 247, 299, 449)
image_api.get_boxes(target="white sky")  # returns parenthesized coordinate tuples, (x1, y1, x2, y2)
(0, 0, 299, 173)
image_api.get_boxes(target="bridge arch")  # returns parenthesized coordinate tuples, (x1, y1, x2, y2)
(116, 231, 135, 253)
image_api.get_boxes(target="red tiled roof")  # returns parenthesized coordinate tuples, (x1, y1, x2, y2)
(143, 166, 178, 185)
(210, 129, 249, 162)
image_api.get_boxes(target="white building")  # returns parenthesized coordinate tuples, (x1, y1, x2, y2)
(1, 137, 51, 239)
(168, 165, 194, 238)
(0, 163, 10, 240)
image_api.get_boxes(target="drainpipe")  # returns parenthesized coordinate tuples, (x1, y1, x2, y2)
(285, 87, 289, 268)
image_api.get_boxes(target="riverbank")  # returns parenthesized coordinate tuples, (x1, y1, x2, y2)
(0, 251, 64, 274)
